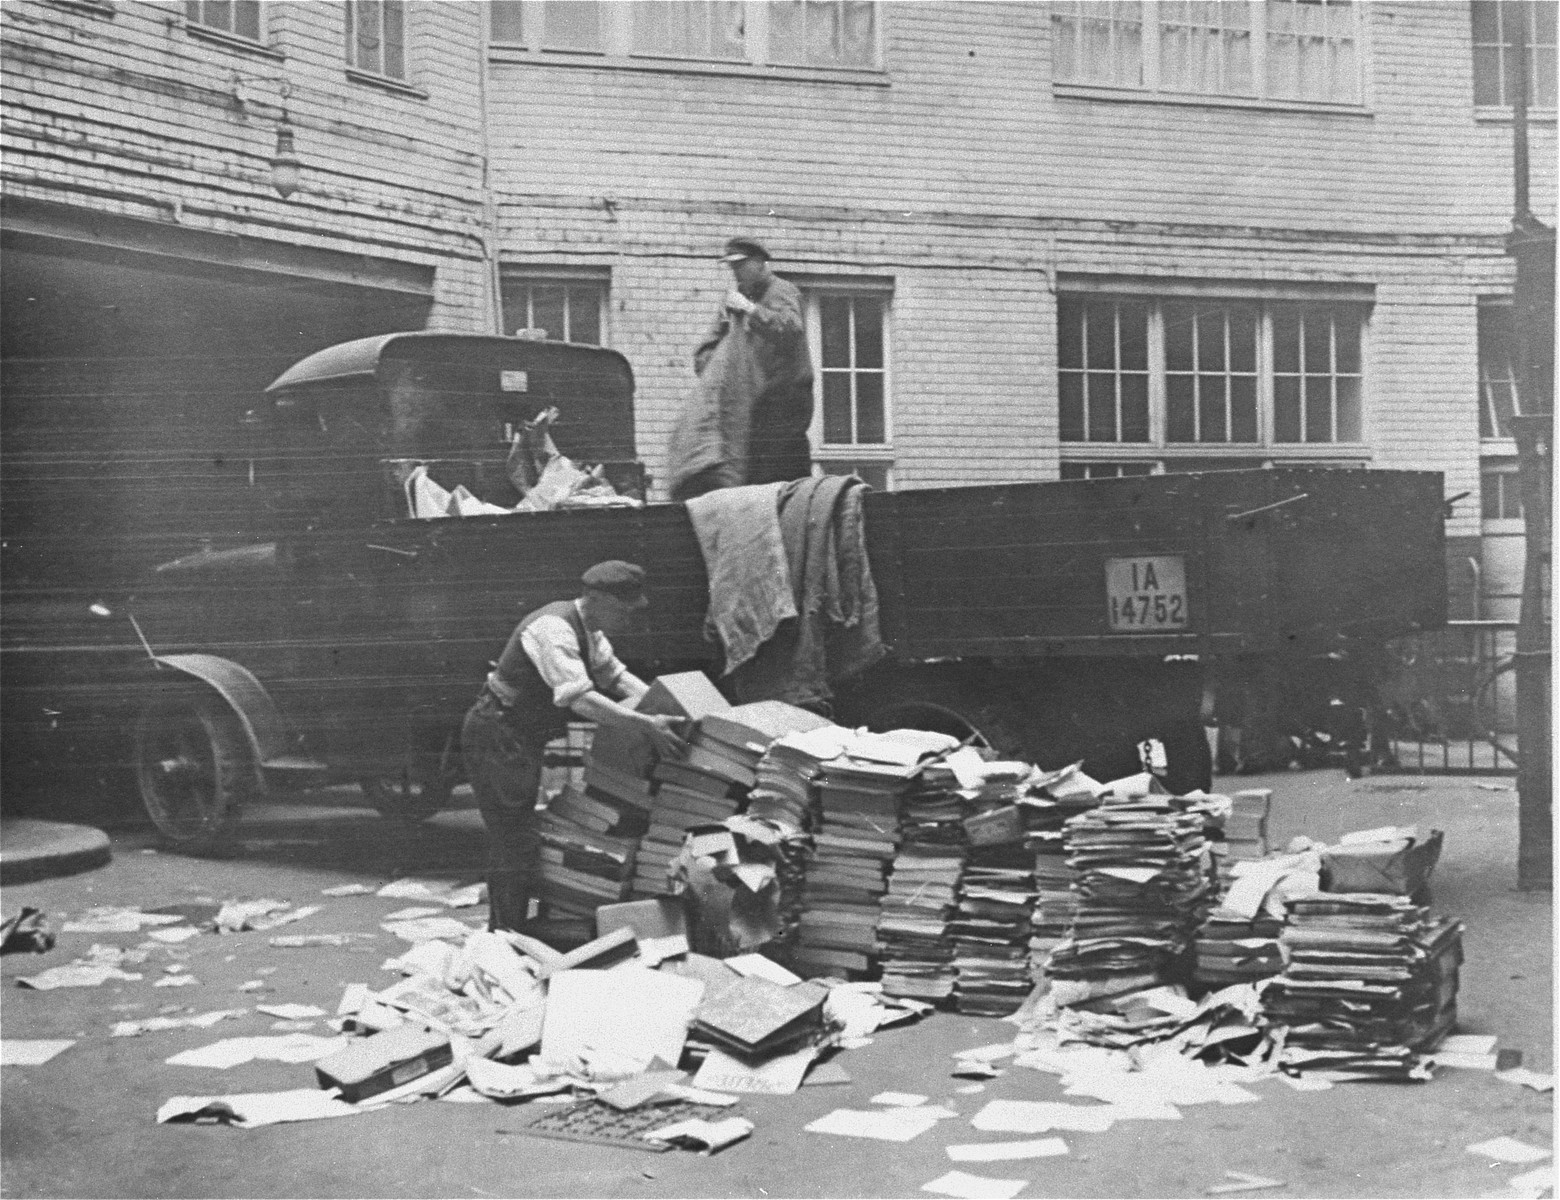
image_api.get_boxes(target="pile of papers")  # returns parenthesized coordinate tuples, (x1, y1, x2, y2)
(747, 725, 847, 829)
(536, 814, 637, 918)
(1192, 908, 1285, 987)
(950, 848, 1035, 1017)
(1264, 892, 1464, 1079)
(877, 842, 964, 1002)
(1045, 795, 1212, 1005)
(1220, 788, 1272, 864)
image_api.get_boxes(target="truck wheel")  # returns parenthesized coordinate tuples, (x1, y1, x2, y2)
(835, 667, 1030, 758)
(360, 735, 459, 824)
(134, 687, 252, 854)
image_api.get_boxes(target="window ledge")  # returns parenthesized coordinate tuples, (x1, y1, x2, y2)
(817, 445, 895, 459)
(1061, 444, 1373, 459)
(186, 23, 284, 60)
(44, 0, 114, 15)
(1054, 82, 1371, 117)
(488, 46, 888, 87)
(1475, 104, 1558, 125)
(1480, 438, 1519, 453)
(345, 67, 428, 99)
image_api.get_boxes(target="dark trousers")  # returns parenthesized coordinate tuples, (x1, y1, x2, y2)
(461, 693, 545, 933)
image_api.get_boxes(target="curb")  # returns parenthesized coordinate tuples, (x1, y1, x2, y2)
(0, 820, 113, 885)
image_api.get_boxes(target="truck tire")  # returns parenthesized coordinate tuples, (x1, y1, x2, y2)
(134, 685, 253, 854)
(360, 733, 459, 824)
(834, 666, 1031, 758)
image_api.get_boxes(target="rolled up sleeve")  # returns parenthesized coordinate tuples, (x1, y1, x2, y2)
(520, 616, 636, 707)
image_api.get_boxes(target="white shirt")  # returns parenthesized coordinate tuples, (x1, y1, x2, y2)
(517, 600, 645, 708)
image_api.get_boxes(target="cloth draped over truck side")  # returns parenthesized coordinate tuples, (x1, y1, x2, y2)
(665, 318, 767, 499)
(686, 475, 885, 708)
(685, 482, 796, 675)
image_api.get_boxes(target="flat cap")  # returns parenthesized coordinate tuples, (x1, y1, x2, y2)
(581, 560, 648, 606)
(720, 236, 771, 263)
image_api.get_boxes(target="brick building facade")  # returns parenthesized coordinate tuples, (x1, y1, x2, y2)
(1, 0, 1553, 613)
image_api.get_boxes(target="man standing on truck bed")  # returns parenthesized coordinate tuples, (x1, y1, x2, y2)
(462, 561, 688, 932)
(666, 236, 815, 500)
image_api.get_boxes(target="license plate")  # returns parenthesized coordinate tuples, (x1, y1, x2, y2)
(1105, 555, 1189, 632)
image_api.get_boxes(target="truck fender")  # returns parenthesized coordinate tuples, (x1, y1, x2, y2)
(149, 653, 292, 773)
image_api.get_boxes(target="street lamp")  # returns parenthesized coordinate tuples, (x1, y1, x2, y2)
(270, 119, 301, 199)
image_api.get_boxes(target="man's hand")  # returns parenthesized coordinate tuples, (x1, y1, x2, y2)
(724, 289, 756, 315)
(644, 713, 689, 759)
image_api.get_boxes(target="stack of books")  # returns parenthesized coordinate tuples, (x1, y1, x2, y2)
(1045, 797, 1212, 1004)
(793, 752, 914, 977)
(1022, 781, 1101, 982)
(1224, 788, 1272, 862)
(691, 975, 829, 1062)
(747, 729, 836, 829)
(876, 841, 965, 1001)
(1264, 893, 1463, 1078)
(548, 783, 649, 842)
(536, 812, 638, 917)
(633, 768, 747, 898)
(950, 847, 1036, 1015)
(1192, 907, 1285, 987)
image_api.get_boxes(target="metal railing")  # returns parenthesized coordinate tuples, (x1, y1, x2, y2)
(1382, 620, 1520, 774)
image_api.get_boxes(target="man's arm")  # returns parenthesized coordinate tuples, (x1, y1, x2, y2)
(727, 279, 805, 342)
(568, 690, 684, 758)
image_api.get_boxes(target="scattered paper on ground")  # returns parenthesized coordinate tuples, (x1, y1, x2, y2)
(1495, 1069, 1554, 1093)
(157, 1088, 360, 1128)
(376, 880, 485, 908)
(973, 1099, 1121, 1134)
(146, 927, 201, 944)
(63, 908, 183, 934)
(921, 1169, 1030, 1199)
(947, 1138, 1069, 1162)
(871, 1091, 929, 1107)
(1441, 1035, 1498, 1055)
(113, 1010, 247, 1037)
(1508, 1166, 1554, 1193)
(381, 917, 475, 944)
(1437, 1052, 1500, 1070)
(541, 966, 703, 1079)
(1467, 1137, 1552, 1165)
(1278, 1074, 1334, 1092)
(0, 1039, 75, 1065)
(153, 975, 201, 988)
(642, 1116, 754, 1154)
(166, 1034, 346, 1069)
(321, 884, 374, 897)
(805, 1107, 946, 1142)
(383, 906, 446, 921)
(953, 1044, 1018, 1063)
(693, 1044, 814, 1096)
(17, 965, 143, 989)
(256, 1004, 326, 1020)
(1207, 1170, 1286, 1194)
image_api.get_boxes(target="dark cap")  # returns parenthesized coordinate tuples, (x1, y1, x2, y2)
(581, 560, 648, 607)
(720, 236, 771, 263)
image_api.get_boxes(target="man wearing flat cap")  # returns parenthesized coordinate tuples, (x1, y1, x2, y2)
(666, 236, 815, 499)
(461, 560, 687, 931)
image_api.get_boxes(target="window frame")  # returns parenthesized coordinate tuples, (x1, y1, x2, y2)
(1480, 459, 1526, 523)
(344, 0, 413, 86)
(183, 0, 281, 56)
(487, 0, 886, 84)
(793, 278, 895, 485)
(1052, 0, 1370, 114)
(1056, 281, 1373, 471)
(1471, 0, 1558, 117)
(499, 267, 611, 346)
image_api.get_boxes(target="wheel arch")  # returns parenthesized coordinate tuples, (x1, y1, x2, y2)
(149, 654, 289, 781)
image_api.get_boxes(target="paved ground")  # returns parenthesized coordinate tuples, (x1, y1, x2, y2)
(0, 770, 1551, 1199)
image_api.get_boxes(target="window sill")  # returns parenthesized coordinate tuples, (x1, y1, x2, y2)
(44, 0, 114, 15)
(1475, 105, 1557, 125)
(488, 46, 889, 87)
(186, 23, 284, 60)
(1053, 82, 1371, 117)
(1061, 444, 1372, 460)
(345, 67, 428, 99)
(816, 445, 895, 459)
(1480, 438, 1519, 455)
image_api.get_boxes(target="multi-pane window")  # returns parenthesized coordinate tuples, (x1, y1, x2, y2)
(1060, 462, 1158, 480)
(803, 288, 892, 486)
(346, 0, 407, 79)
(1481, 463, 1525, 520)
(817, 294, 887, 446)
(1059, 294, 1368, 457)
(1472, 0, 1558, 108)
(1058, 300, 1150, 442)
(489, 0, 878, 70)
(1478, 303, 1522, 439)
(185, 0, 261, 41)
(769, 0, 877, 68)
(500, 275, 607, 345)
(633, 1, 746, 59)
(1054, 0, 1361, 105)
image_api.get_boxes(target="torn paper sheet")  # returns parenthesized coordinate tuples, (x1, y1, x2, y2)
(463, 1057, 571, 1101)
(1508, 1166, 1555, 1194)
(166, 1034, 346, 1069)
(871, 1092, 929, 1107)
(321, 884, 374, 897)
(921, 1169, 1030, 1200)
(382, 917, 476, 943)
(1495, 1069, 1554, 1093)
(113, 1009, 248, 1037)
(642, 1116, 753, 1155)
(62, 908, 184, 934)
(383, 906, 447, 922)
(269, 934, 371, 949)
(805, 1107, 948, 1142)
(540, 966, 703, 1079)
(17, 965, 143, 989)
(0, 1039, 75, 1066)
(156, 1088, 360, 1128)
(1466, 1137, 1553, 1165)
(724, 953, 803, 986)
(153, 975, 201, 988)
(598, 1070, 687, 1111)
(376, 880, 485, 908)
(947, 1138, 1068, 1162)
(256, 1004, 327, 1021)
(214, 899, 291, 932)
(146, 926, 201, 945)
(1206, 1171, 1286, 1194)
(803, 1060, 852, 1087)
(692, 1043, 815, 1096)
(972, 1099, 1119, 1134)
